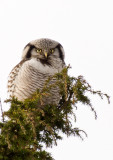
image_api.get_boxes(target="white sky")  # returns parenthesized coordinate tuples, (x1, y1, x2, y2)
(0, 0, 113, 159)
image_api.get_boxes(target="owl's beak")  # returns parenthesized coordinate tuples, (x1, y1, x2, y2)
(44, 52, 48, 58)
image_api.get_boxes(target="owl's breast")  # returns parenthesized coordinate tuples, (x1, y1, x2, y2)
(9, 58, 62, 104)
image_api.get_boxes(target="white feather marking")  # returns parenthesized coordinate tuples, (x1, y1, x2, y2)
(21, 46, 30, 59)
(28, 58, 59, 75)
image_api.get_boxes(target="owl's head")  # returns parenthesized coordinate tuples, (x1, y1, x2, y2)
(22, 38, 65, 64)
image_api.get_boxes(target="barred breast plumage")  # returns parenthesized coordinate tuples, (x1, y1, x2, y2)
(7, 38, 65, 105)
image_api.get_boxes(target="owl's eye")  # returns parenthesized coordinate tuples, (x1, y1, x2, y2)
(36, 48, 42, 53)
(50, 49, 55, 53)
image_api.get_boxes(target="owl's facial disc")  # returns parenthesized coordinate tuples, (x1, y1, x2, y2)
(22, 38, 65, 62)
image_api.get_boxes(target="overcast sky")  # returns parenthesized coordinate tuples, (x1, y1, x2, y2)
(0, 0, 113, 160)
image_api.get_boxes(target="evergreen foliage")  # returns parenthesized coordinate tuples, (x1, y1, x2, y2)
(0, 66, 110, 160)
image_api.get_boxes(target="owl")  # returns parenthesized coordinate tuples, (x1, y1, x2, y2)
(7, 38, 65, 105)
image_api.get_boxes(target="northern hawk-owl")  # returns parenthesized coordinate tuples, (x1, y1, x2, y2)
(7, 38, 65, 105)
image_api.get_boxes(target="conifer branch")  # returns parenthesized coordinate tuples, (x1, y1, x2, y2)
(0, 66, 110, 160)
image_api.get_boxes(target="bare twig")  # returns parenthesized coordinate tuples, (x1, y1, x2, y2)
(0, 98, 4, 122)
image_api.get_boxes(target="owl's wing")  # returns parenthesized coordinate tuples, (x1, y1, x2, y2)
(7, 60, 26, 98)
